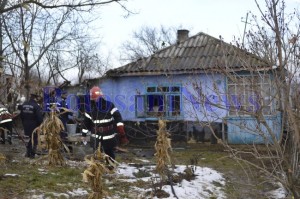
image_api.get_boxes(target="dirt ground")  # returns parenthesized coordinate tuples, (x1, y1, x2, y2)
(0, 132, 290, 199)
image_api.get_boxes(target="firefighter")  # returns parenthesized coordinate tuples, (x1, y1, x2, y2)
(81, 86, 129, 160)
(0, 103, 13, 144)
(19, 93, 44, 158)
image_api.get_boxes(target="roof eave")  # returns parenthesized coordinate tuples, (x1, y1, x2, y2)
(106, 66, 273, 77)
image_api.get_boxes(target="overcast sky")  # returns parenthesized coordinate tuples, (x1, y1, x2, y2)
(69, 0, 300, 81)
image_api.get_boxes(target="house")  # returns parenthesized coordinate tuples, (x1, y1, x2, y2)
(82, 30, 282, 144)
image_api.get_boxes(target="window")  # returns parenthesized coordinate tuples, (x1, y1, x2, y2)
(157, 86, 169, 92)
(227, 74, 273, 115)
(147, 87, 156, 92)
(135, 85, 182, 118)
(171, 86, 180, 92)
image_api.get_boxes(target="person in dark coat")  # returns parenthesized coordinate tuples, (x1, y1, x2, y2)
(57, 91, 73, 140)
(19, 93, 44, 158)
(0, 103, 13, 144)
(81, 86, 129, 160)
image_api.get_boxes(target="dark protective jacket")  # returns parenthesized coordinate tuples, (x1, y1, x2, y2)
(81, 97, 124, 140)
(0, 104, 13, 124)
(0, 104, 13, 143)
(19, 99, 44, 136)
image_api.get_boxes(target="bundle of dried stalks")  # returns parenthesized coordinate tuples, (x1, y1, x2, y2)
(0, 127, 9, 138)
(155, 120, 172, 179)
(33, 108, 68, 166)
(0, 153, 6, 163)
(82, 144, 118, 199)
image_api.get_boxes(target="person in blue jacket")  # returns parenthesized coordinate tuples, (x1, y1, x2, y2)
(19, 93, 44, 158)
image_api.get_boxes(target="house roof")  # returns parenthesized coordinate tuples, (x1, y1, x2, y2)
(106, 32, 271, 77)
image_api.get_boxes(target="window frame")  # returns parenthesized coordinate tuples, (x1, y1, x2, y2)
(227, 73, 274, 116)
(135, 84, 182, 119)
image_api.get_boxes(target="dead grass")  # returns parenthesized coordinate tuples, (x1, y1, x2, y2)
(0, 161, 87, 198)
(0, 142, 286, 199)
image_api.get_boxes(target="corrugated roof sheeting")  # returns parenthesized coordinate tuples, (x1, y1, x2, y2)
(193, 36, 200, 47)
(106, 32, 270, 76)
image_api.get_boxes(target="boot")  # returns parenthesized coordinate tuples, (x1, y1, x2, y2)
(0, 132, 5, 144)
(30, 145, 37, 158)
(25, 148, 35, 159)
(25, 148, 31, 157)
(7, 135, 12, 145)
(29, 153, 35, 159)
(25, 145, 32, 158)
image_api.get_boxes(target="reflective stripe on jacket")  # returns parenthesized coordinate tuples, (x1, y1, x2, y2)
(81, 98, 123, 139)
(0, 106, 13, 124)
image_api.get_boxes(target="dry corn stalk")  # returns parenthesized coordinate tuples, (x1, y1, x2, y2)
(33, 107, 68, 166)
(0, 153, 6, 163)
(155, 120, 172, 179)
(0, 127, 9, 136)
(82, 144, 118, 199)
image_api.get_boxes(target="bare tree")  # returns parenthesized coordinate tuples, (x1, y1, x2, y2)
(73, 39, 107, 84)
(0, 0, 127, 99)
(249, 1, 299, 197)
(1, 4, 75, 98)
(186, 0, 300, 197)
(0, 0, 130, 14)
(0, 0, 131, 102)
(120, 25, 180, 63)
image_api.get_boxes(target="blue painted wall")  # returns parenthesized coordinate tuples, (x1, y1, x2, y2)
(99, 73, 227, 122)
(226, 113, 282, 144)
(97, 73, 282, 144)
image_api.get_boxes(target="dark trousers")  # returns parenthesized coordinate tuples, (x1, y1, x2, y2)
(90, 136, 117, 160)
(26, 133, 38, 158)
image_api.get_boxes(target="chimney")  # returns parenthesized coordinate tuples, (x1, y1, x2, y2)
(177, 29, 189, 43)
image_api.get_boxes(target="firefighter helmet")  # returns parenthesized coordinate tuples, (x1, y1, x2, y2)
(90, 86, 103, 100)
